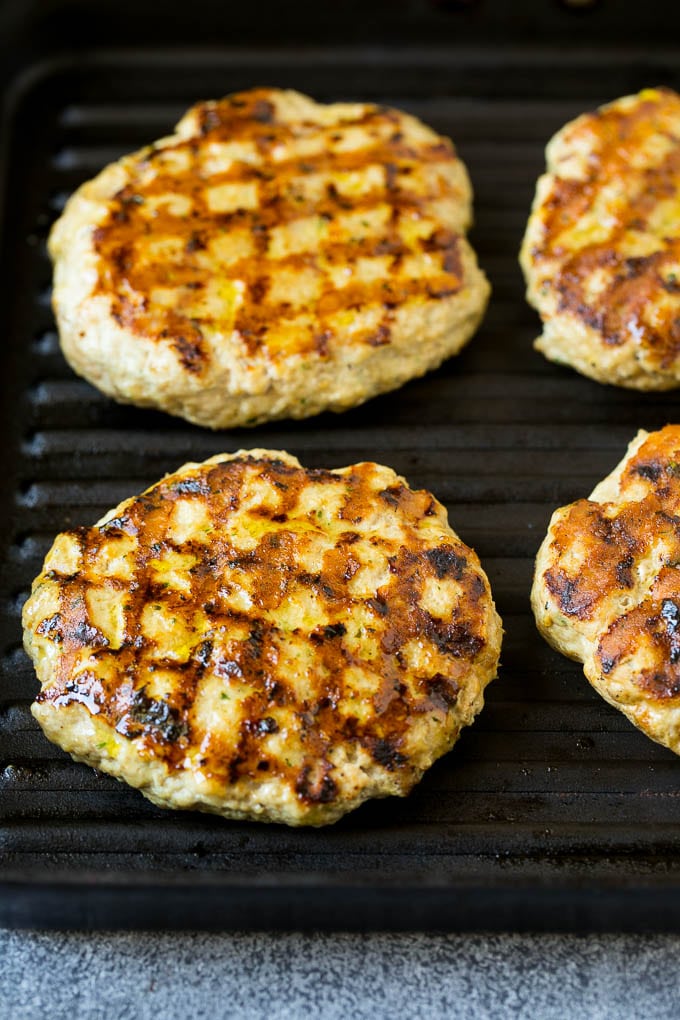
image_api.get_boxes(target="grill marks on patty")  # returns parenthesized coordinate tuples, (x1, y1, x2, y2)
(525, 88, 680, 377)
(549, 145, 680, 361)
(31, 453, 491, 807)
(91, 88, 467, 371)
(49, 88, 489, 431)
(536, 427, 680, 705)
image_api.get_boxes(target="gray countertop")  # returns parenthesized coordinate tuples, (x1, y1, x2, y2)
(2, 931, 679, 1019)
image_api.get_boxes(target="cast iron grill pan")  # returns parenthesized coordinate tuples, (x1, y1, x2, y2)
(2, 48, 680, 930)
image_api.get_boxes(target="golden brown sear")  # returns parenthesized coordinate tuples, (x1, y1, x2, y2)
(533, 426, 680, 753)
(49, 88, 489, 428)
(23, 450, 502, 826)
(521, 88, 680, 389)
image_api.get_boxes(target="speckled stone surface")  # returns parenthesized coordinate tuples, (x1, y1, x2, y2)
(1, 931, 680, 1019)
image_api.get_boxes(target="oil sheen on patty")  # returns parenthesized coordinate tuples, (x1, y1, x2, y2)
(49, 87, 490, 428)
(522, 88, 680, 389)
(533, 426, 680, 755)
(23, 450, 502, 826)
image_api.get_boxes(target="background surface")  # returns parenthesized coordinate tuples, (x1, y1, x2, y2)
(3, 930, 680, 1019)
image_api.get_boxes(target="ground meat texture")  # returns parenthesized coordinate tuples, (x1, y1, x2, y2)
(24, 448, 502, 827)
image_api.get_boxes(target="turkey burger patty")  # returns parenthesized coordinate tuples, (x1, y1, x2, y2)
(23, 450, 502, 826)
(521, 88, 680, 389)
(50, 87, 490, 428)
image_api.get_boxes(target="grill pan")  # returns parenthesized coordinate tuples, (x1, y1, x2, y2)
(3, 40, 680, 931)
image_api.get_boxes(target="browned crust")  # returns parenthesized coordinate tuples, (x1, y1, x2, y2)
(534, 426, 680, 733)
(91, 89, 470, 372)
(26, 452, 500, 819)
(525, 88, 680, 379)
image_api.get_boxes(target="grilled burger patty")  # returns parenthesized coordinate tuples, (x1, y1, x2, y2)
(49, 87, 490, 429)
(533, 426, 680, 755)
(521, 87, 680, 389)
(23, 450, 502, 826)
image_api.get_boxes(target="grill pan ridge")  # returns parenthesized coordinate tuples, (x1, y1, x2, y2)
(3, 47, 680, 931)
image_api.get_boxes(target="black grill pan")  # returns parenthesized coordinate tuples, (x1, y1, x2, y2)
(3, 45, 680, 931)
